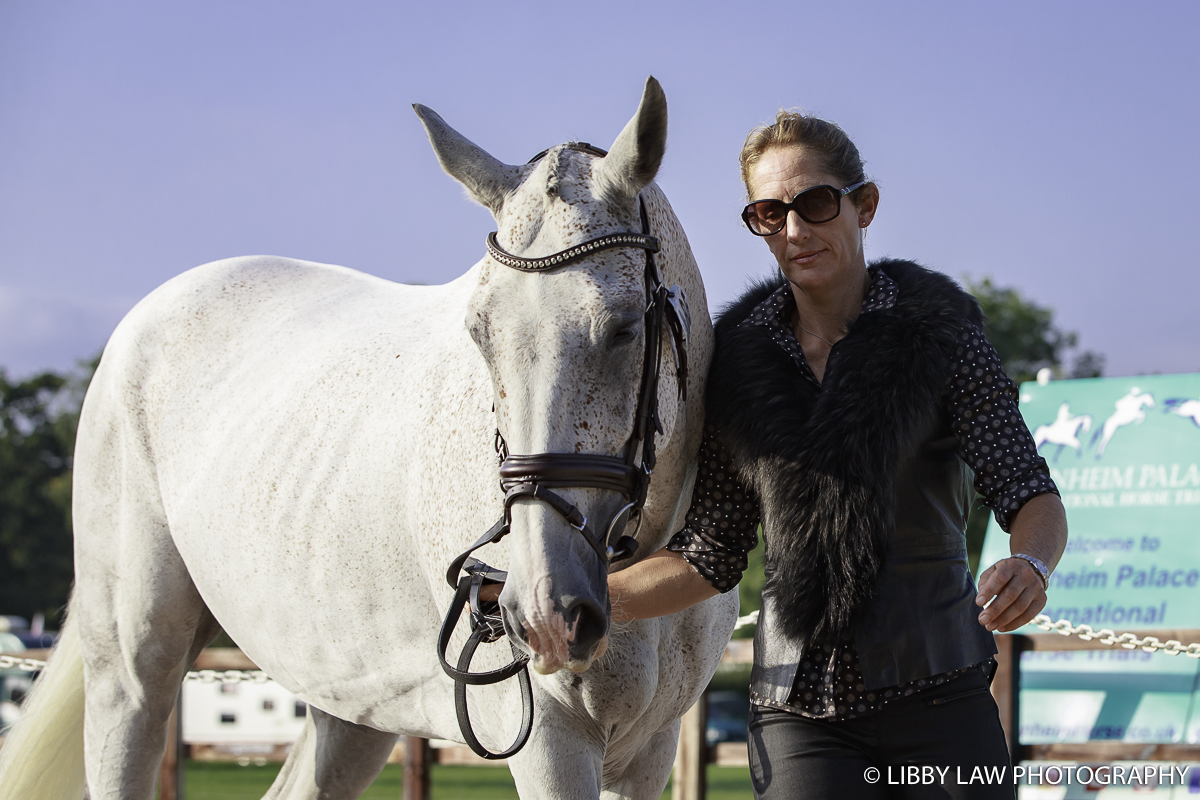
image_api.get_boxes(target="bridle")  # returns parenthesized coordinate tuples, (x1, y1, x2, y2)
(436, 142, 691, 759)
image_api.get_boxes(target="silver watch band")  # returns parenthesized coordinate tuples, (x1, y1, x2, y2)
(1011, 553, 1050, 590)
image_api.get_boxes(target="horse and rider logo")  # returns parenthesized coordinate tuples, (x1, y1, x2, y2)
(1032, 386, 1200, 462)
(1033, 402, 1093, 461)
(1164, 396, 1200, 428)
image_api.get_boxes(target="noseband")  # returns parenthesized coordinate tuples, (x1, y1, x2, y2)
(436, 142, 691, 759)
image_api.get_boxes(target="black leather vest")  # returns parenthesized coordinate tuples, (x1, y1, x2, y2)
(705, 261, 1000, 703)
(750, 416, 997, 701)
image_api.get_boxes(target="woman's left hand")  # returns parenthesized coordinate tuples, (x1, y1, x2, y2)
(976, 557, 1047, 632)
(977, 493, 1067, 632)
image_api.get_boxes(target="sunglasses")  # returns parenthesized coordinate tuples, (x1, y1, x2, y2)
(741, 181, 867, 236)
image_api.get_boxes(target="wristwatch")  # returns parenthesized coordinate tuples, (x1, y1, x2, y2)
(1010, 553, 1050, 591)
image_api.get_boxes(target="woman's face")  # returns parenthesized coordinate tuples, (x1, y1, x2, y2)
(747, 146, 877, 295)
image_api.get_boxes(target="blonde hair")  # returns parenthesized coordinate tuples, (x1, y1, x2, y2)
(739, 109, 870, 200)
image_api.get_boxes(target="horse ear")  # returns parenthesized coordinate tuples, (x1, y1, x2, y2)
(594, 77, 668, 202)
(413, 105, 523, 217)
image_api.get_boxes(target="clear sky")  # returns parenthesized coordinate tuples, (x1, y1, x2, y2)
(2, 1, 1197, 379)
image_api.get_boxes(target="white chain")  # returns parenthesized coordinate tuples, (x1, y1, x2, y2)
(183, 669, 271, 683)
(728, 612, 1200, 656)
(1032, 614, 1200, 656)
(733, 610, 759, 632)
(5, 615, 1197, 675)
(0, 655, 270, 683)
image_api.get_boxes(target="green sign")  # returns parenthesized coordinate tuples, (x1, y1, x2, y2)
(1019, 649, 1199, 744)
(979, 372, 1200, 632)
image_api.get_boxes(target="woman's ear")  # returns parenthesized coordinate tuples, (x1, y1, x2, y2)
(856, 183, 880, 227)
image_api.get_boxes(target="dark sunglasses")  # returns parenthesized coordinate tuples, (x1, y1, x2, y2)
(741, 181, 867, 236)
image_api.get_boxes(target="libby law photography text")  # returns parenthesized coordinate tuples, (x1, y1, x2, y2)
(865, 764, 1191, 788)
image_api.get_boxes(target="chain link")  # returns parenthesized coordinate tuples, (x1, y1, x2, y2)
(1032, 614, 1200, 656)
(0, 654, 271, 682)
(5, 615, 1198, 674)
(0, 655, 50, 672)
(733, 610, 759, 632)
(185, 669, 271, 684)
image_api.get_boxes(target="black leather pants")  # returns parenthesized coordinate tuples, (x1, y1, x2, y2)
(748, 667, 1014, 800)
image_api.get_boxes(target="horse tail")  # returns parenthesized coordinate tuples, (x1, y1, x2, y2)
(0, 605, 87, 800)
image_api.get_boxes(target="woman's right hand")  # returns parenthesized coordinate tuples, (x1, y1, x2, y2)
(608, 548, 718, 622)
(473, 550, 717, 619)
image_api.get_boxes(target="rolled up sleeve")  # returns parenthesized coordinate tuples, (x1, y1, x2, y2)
(946, 323, 1059, 531)
(665, 426, 761, 592)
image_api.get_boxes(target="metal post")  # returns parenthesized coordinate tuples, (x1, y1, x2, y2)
(673, 692, 708, 800)
(403, 736, 432, 800)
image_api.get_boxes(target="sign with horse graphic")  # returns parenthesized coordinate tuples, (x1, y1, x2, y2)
(982, 372, 1200, 631)
(981, 372, 1200, 746)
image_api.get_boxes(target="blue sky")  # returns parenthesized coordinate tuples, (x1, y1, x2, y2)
(2, 1, 1197, 378)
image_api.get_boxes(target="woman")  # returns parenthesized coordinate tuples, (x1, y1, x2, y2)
(609, 111, 1067, 799)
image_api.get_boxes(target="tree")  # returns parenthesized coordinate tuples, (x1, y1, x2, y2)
(962, 277, 1102, 570)
(0, 359, 96, 627)
(965, 276, 1104, 382)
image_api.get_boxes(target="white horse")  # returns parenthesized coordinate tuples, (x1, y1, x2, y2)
(1032, 402, 1092, 461)
(1092, 387, 1156, 458)
(0, 78, 738, 800)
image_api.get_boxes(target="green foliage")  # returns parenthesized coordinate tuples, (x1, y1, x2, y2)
(964, 276, 1104, 383)
(0, 358, 97, 627)
(963, 276, 1102, 569)
(732, 533, 765, 639)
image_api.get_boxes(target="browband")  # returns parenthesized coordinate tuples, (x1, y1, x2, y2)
(485, 231, 659, 273)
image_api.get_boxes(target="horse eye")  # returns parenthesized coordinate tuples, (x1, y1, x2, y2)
(611, 325, 639, 347)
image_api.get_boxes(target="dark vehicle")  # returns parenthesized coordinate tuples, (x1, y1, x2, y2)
(706, 690, 750, 745)
(0, 616, 57, 649)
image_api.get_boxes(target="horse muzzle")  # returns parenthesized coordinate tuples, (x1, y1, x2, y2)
(501, 588, 608, 674)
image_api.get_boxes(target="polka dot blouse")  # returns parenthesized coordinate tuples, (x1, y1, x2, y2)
(666, 266, 1058, 721)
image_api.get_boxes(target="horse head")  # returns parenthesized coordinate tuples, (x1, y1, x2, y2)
(415, 79, 696, 675)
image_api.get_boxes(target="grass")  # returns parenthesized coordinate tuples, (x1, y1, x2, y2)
(181, 760, 754, 799)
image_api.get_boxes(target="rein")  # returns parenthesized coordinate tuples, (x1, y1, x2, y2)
(436, 142, 691, 759)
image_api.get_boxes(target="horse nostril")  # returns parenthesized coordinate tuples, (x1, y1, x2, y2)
(500, 599, 528, 644)
(567, 600, 608, 651)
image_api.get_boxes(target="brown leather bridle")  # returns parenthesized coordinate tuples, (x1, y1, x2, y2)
(436, 142, 691, 759)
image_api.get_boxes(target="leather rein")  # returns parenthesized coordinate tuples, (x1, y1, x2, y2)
(436, 142, 691, 759)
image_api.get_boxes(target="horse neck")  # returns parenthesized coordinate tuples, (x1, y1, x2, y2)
(633, 184, 713, 557)
(641, 184, 706, 313)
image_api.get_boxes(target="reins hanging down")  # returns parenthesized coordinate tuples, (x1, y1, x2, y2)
(437, 142, 691, 760)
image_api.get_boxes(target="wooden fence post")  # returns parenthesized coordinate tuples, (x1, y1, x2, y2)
(403, 736, 432, 800)
(158, 686, 184, 800)
(991, 633, 1027, 767)
(673, 692, 708, 800)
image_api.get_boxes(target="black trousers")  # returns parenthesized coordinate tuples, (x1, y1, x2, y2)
(748, 667, 1014, 800)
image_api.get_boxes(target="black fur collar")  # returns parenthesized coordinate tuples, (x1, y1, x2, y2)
(707, 259, 982, 642)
